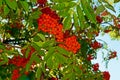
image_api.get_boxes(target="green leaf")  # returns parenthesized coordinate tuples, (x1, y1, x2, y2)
(30, 10, 41, 19)
(42, 40, 55, 48)
(65, 1, 76, 8)
(73, 12, 80, 31)
(5, 0, 17, 10)
(30, 0, 37, 2)
(20, 1, 29, 12)
(46, 56, 53, 68)
(105, 4, 115, 12)
(18, 75, 28, 80)
(44, 47, 55, 61)
(96, 5, 105, 15)
(4, 5, 10, 15)
(36, 66, 42, 79)
(76, 5, 86, 29)
(63, 15, 72, 30)
(52, 3, 65, 10)
(26, 53, 36, 71)
(81, 0, 97, 24)
(114, 0, 120, 3)
(38, 33, 45, 41)
(0, 45, 5, 49)
(1, 53, 8, 62)
(34, 55, 41, 63)
(33, 35, 41, 42)
(55, 53, 66, 64)
(0, 0, 2, 7)
(56, 46, 70, 56)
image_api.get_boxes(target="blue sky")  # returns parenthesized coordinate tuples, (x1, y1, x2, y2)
(92, 1, 120, 80)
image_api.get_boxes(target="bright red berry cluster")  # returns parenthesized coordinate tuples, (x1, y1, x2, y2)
(87, 54, 94, 61)
(38, 13, 63, 42)
(92, 63, 99, 71)
(103, 71, 110, 80)
(41, 7, 60, 21)
(59, 36, 81, 54)
(90, 41, 102, 49)
(11, 69, 21, 80)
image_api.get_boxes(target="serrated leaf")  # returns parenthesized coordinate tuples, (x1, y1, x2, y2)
(4, 5, 10, 15)
(44, 47, 55, 60)
(42, 40, 55, 48)
(38, 33, 45, 41)
(20, 1, 29, 12)
(5, 0, 17, 10)
(76, 5, 86, 29)
(73, 12, 80, 31)
(26, 53, 36, 71)
(96, 5, 105, 15)
(81, 0, 97, 24)
(56, 46, 70, 56)
(33, 35, 41, 42)
(46, 56, 53, 68)
(55, 53, 66, 64)
(30, 10, 41, 19)
(52, 3, 65, 10)
(105, 4, 115, 12)
(63, 15, 72, 30)
(36, 66, 42, 79)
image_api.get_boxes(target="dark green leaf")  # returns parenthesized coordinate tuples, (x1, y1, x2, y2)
(63, 15, 72, 30)
(30, 0, 37, 2)
(5, 0, 17, 10)
(18, 75, 28, 80)
(20, 1, 29, 12)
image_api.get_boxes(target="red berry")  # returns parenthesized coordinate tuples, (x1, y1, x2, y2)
(103, 71, 110, 80)
(87, 54, 94, 61)
(109, 51, 117, 59)
(11, 69, 21, 80)
(96, 15, 103, 23)
(92, 63, 99, 71)
(51, 77, 58, 80)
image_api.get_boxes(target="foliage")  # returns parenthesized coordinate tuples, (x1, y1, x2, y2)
(0, 0, 119, 80)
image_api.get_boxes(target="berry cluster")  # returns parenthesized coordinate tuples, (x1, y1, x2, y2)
(59, 36, 81, 54)
(11, 69, 21, 80)
(90, 41, 102, 49)
(87, 54, 94, 61)
(41, 7, 60, 21)
(38, 13, 63, 42)
(109, 51, 117, 59)
(92, 63, 99, 71)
